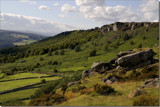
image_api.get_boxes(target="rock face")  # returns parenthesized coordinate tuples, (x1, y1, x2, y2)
(117, 51, 135, 57)
(116, 49, 154, 70)
(91, 62, 112, 73)
(100, 22, 158, 34)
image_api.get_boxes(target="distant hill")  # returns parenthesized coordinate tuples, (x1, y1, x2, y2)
(0, 30, 46, 48)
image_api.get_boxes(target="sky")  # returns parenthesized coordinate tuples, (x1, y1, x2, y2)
(0, 0, 159, 36)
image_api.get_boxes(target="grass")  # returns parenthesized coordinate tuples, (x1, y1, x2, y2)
(0, 76, 60, 91)
(0, 87, 38, 103)
(0, 72, 49, 81)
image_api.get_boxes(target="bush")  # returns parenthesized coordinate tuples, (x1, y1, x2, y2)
(40, 57, 44, 61)
(75, 45, 81, 52)
(130, 41, 134, 45)
(54, 69, 58, 73)
(55, 51, 59, 55)
(143, 36, 147, 40)
(60, 50, 65, 55)
(32, 72, 82, 98)
(41, 79, 46, 83)
(80, 88, 94, 95)
(90, 50, 96, 56)
(1, 99, 24, 106)
(53, 61, 58, 65)
(71, 86, 87, 93)
(133, 95, 159, 106)
(30, 94, 66, 106)
(94, 84, 115, 95)
(123, 34, 130, 41)
(138, 44, 142, 48)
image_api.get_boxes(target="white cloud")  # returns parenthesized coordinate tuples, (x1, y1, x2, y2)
(39, 5, 50, 10)
(19, 0, 36, 5)
(61, 4, 77, 13)
(75, 0, 158, 23)
(75, 0, 105, 6)
(53, 3, 59, 7)
(139, 0, 158, 21)
(0, 13, 78, 36)
(58, 14, 65, 18)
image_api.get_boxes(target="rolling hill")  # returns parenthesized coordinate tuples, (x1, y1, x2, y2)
(0, 30, 46, 48)
(0, 22, 159, 106)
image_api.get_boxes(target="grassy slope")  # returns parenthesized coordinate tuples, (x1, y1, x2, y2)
(58, 73, 159, 106)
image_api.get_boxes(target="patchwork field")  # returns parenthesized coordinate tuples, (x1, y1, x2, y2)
(0, 72, 61, 104)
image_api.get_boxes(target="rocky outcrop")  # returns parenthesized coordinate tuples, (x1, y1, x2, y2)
(115, 49, 155, 70)
(67, 81, 81, 87)
(82, 69, 91, 79)
(129, 89, 147, 98)
(91, 62, 112, 73)
(100, 22, 158, 34)
(142, 78, 159, 88)
(117, 50, 135, 57)
(102, 75, 118, 84)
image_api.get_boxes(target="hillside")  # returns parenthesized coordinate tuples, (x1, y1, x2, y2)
(0, 30, 46, 48)
(0, 22, 159, 106)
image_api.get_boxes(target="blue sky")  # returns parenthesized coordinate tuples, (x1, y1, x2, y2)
(0, 0, 159, 36)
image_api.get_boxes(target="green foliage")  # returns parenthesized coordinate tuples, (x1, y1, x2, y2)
(90, 50, 96, 57)
(60, 50, 65, 55)
(30, 94, 66, 106)
(32, 72, 82, 98)
(1, 99, 24, 106)
(41, 79, 46, 83)
(55, 51, 59, 55)
(133, 95, 159, 106)
(138, 44, 142, 48)
(94, 84, 115, 95)
(75, 45, 81, 52)
(130, 41, 134, 45)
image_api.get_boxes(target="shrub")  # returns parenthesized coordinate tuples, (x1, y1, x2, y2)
(40, 57, 44, 61)
(138, 44, 142, 48)
(54, 69, 58, 73)
(55, 51, 59, 55)
(94, 84, 115, 95)
(80, 88, 94, 95)
(1, 99, 24, 106)
(60, 50, 65, 55)
(71, 86, 87, 93)
(53, 61, 58, 65)
(143, 36, 147, 40)
(90, 50, 96, 56)
(133, 95, 159, 106)
(41, 79, 46, 83)
(123, 34, 130, 41)
(75, 45, 81, 52)
(130, 41, 134, 45)
(30, 94, 66, 106)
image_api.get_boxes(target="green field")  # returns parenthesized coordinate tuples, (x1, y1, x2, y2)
(0, 72, 60, 104)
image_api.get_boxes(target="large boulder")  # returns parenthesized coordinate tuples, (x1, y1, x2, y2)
(102, 75, 118, 84)
(91, 62, 112, 73)
(67, 81, 81, 87)
(117, 51, 135, 57)
(142, 78, 159, 88)
(129, 89, 147, 98)
(82, 69, 91, 79)
(116, 49, 154, 68)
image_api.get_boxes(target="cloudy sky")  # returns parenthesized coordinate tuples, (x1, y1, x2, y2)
(0, 0, 159, 36)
